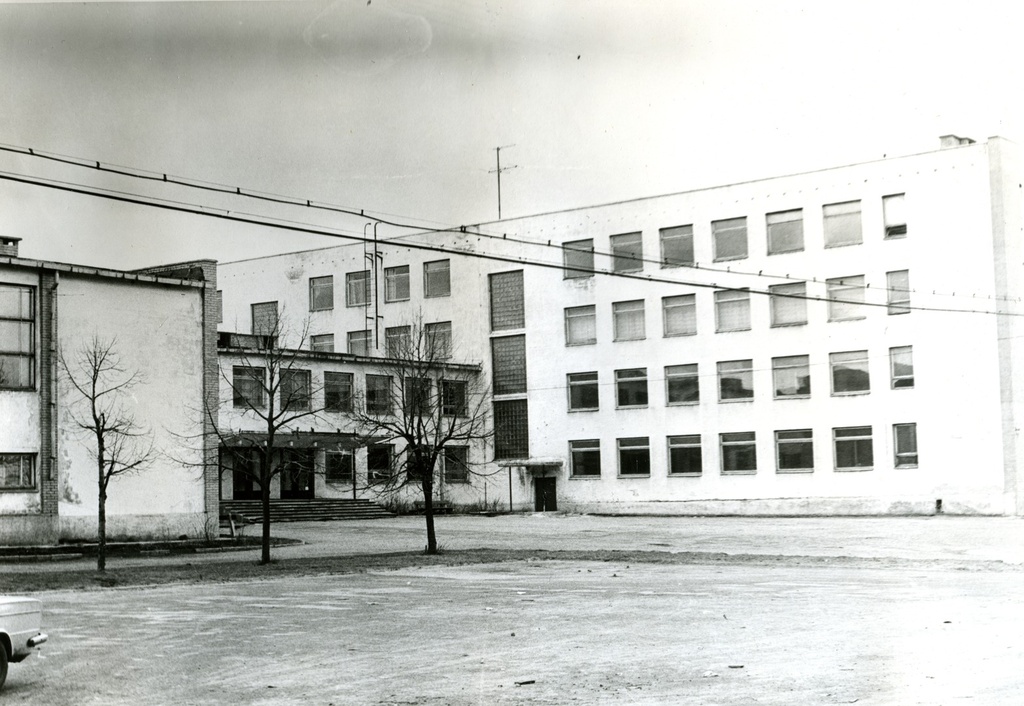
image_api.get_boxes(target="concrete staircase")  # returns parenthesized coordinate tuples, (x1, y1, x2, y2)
(220, 499, 394, 523)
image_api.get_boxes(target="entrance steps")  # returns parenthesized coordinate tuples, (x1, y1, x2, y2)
(220, 499, 394, 523)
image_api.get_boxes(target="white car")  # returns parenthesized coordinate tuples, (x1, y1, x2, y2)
(0, 596, 47, 690)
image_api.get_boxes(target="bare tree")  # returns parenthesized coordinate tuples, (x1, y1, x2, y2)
(59, 337, 156, 571)
(350, 322, 491, 554)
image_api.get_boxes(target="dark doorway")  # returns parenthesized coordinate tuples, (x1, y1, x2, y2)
(280, 449, 315, 499)
(534, 476, 557, 511)
(229, 448, 261, 500)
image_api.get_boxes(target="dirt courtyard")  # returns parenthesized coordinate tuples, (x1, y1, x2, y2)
(4, 557, 1022, 705)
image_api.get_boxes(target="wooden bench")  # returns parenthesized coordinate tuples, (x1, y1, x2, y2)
(412, 501, 454, 515)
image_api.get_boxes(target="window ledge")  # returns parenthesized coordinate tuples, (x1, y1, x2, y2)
(615, 405, 649, 410)
(612, 337, 647, 343)
(668, 472, 702, 478)
(569, 475, 602, 480)
(666, 401, 700, 407)
(663, 332, 697, 338)
(895, 464, 919, 470)
(721, 470, 757, 476)
(773, 394, 811, 401)
(385, 298, 411, 304)
(835, 467, 874, 473)
(824, 241, 864, 249)
(715, 328, 752, 334)
(776, 468, 814, 474)
(827, 317, 868, 323)
(770, 321, 809, 328)
(566, 341, 597, 347)
(617, 474, 651, 479)
(831, 391, 871, 397)
(718, 398, 754, 404)
(661, 263, 695, 269)
(713, 256, 749, 263)
(568, 408, 599, 413)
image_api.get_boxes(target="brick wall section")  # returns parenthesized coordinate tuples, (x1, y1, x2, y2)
(38, 269, 58, 517)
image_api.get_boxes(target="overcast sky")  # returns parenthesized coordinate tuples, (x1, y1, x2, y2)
(1, 0, 1022, 269)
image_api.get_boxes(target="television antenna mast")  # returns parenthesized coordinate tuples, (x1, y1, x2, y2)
(489, 145, 518, 220)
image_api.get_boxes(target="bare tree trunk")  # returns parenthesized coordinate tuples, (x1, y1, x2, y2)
(260, 480, 272, 565)
(422, 478, 437, 555)
(97, 439, 107, 572)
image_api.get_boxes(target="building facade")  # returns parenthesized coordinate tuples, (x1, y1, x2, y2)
(218, 135, 1024, 516)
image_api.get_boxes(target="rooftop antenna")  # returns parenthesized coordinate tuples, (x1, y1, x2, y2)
(489, 145, 518, 220)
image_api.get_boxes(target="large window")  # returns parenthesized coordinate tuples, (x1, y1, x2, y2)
(0, 284, 33, 389)
(324, 372, 353, 413)
(443, 446, 470, 483)
(769, 282, 807, 327)
(720, 432, 756, 474)
(385, 326, 411, 358)
(348, 330, 371, 356)
(0, 454, 35, 490)
(893, 423, 918, 467)
(367, 444, 393, 481)
(310, 334, 334, 353)
(665, 364, 699, 405)
(563, 239, 595, 279)
(309, 275, 334, 311)
(660, 225, 694, 267)
(365, 374, 392, 414)
(776, 429, 813, 473)
(834, 426, 873, 470)
(281, 369, 311, 411)
(442, 380, 468, 417)
(570, 439, 601, 477)
(251, 301, 278, 336)
(610, 232, 644, 273)
(714, 289, 750, 332)
(232, 366, 265, 408)
(827, 275, 866, 321)
(491, 335, 527, 395)
(830, 350, 870, 394)
(618, 437, 651, 476)
(565, 305, 597, 345)
(494, 399, 529, 459)
(490, 270, 525, 330)
(772, 355, 810, 398)
(424, 260, 451, 298)
(663, 294, 696, 337)
(325, 450, 354, 483)
(346, 271, 371, 307)
(718, 359, 753, 401)
(712, 217, 747, 261)
(425, 321, 453, 359)
(824, 200, 862, 247)
(384, 265, 410, 302)
(615, 368, 648, 408)
(887, 270, 910, 315)
(890, 346, 914, 389)
(766, 209, 804, 254)
(613, 300, 646, 341)
(568, 372, 599, 411)
(667, 435, 701, 476)
(403, 376, 431, 416)
(883, 193, 907, 238)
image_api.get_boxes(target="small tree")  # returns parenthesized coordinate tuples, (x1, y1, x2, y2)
(350, 323, 491, 554)
(59, 337, 156, 571)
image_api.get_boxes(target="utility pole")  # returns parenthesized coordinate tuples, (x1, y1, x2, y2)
(489, 145, 518, 220)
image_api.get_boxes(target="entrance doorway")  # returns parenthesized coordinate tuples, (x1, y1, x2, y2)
(534, 476, 557, 512)
(280, 449, 315, 499)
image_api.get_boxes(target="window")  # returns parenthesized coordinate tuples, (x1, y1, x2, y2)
(325, 450, 354, 483)
(720, 432, 756, 474)
(612, 300, 645, 341)
(663, 294, 696, 337)
(404, 376, 431, 416)
(442, 379, 467, 416)
(309, 275, 334, 311)
(348, 330, 371, 356)
(830, 350, 870, 395)
(660, 225, 694, 267)
(834, 426, 873, 470)
(491, 335, 526, 395)
(310, 334, 334, 353)
(767, 209, 804, 254)
(424, 259, 451, 298)
(714, 289, 750, 332)
(425, 321, 452, 359)
(615, 368, 648, 408)
(281, 369, 311, 411)
(610, 232, 643, 273)
(776, 429, 813, 473)
(216, 290, 223, 324)
(668, 435, 701, 475)
(385, 326, 411, 358)
(489, 270, 525, 330)
(718, 360, 753, 401)
(443, 446, 470, 483)
(384, 265, 410, 302)
(494, 399, 529, 459)
(232, 366, 265, 408)
(893, 423, 918, 467)
(346, 271, 371, 307)
(772, 355, 810, 398)
(0, 454, 35, 489)
(769, 282, 807, 327)
(367, 444, 393, 481)
(887, 270, 910, 315)
(665, 364, 699, 405)
(712, 217, 747, 261)
(365, 374, 392, 414)
(570, 439, 601, 477)
(565, 305, 597, 345)
(324, 372, 353, 413)
(251, 301, 278, 336)
(824, 200, 862, 247)
(567, 372, 599, 411)
(883, 194, 907, 238)
(563, 239, 595, 279)
(827, 275, 866, 321)
(618, 437, 650, 476)
(0, 284, 33, 389)
(890, 346, 914, 389)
